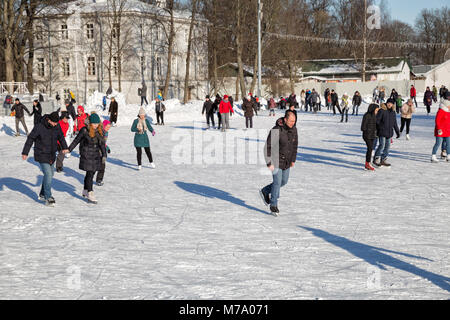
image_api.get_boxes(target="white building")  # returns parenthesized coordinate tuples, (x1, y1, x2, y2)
(33, 0, 209, 104)
(413, 60, 450, 89)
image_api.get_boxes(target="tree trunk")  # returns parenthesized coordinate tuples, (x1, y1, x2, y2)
(235, 0, 247, 99)
(183, 0, 198, 104)
(163, 0, 175, 100)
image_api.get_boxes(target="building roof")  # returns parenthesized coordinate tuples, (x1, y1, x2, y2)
(41, 0, 199, 20)
(299, 57, 409, 76)
(412, 64, 439, 76)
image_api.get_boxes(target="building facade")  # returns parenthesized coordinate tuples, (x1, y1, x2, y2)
(33, 0, 209, 105)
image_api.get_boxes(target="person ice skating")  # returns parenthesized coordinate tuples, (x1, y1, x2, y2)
(140, 82, 148, 106)
(373, 86, 379, 103)
(96, 120, 111, 186)
(304, 89, 311, 112)
(361, 104, 380, 171)
(3, 94, 13, 116)
(431, 94, 450, 163)
(390, 89, 399, 102)
(219, 95, 234, 132)
(400, 99, 416, 140)
(260, 111, 298, 216)
(11, 98, 31, 136)
(131, 107, 156, 170)
(30, 100, 43, 126)
(69, 113, 106, 204)
(352, 91, 362, 116)
(109, 97, 118, 126)
(379, 87, 386, 104)
(432, 85, 438, 102)
(21, 112, 69, 206)
(340, 93, 350, 123)
(269, 98, 277, 117)
(373, 99, 400, 167)
(155, 96, 166, 125)
(213, 94, 222, 130)
(202, 95, 215, 129)
(310, 89, 319, 113)
(439, 85, 448, 101)
(75, 105, 88, 135)
(287, 93, 298, 109)
(242, 94, 258, 129)
(300, 90, 306, 110)
(60, 99, 77, 137)
(395, 95, 404, 114)
(331, 90, 341, 115)
(424, 87, 435, 115)
(56, 113, 71, 173)
(410, 85, 418, 108)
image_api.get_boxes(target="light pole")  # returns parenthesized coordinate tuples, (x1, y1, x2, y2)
(257, 0, 262, 98)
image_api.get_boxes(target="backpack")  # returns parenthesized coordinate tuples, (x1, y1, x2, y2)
(5, 96, 12, 104)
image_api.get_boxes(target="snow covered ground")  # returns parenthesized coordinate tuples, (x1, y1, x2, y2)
(0, 99, 449, 300)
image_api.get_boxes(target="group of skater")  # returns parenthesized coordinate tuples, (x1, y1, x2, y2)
(19, 98, 158, 207)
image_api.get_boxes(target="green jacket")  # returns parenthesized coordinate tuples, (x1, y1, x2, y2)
(131, 118, 154, 148)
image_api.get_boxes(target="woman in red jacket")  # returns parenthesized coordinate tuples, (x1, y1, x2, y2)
(431, 100, 450, 163)
(75, 105, 88, 134)
(219, 95, 234, 132)
(56, 113, 71, 172)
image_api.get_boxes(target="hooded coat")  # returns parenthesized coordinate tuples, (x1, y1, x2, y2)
(361, 104, 378, 140)
(435, 102, 450, 137)
(69, 126, 106, 172)
(242, 98, 257, 117)
(22, 115, 68, 164)
(131, 118, 154, 148)
(264, 117, 298, 170)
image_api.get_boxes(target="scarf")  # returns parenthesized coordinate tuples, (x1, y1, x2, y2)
(137, 118, 147, 133)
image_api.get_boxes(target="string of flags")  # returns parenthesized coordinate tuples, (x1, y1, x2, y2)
(264, 32, 450, 50)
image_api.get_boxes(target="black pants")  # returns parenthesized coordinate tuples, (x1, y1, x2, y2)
(136, 147, 153, 165)
(364, 137, 375, 163)
(141, 96, 148, 106)
(156, 111, 164, 125)
(217, 112, 222, 129)
(426, 105, 431, 114)
(333, 103, 342, 114)
(341, 109, 349, 122)
(84, 171, 95, 192)
(400, 118, 411, 134)
(206, 112, 215, 127)
(110, 113, 118, 124)
(245, 116, 253, 128)
(96, 162, 105, 182)
(411, 96, 418, 108)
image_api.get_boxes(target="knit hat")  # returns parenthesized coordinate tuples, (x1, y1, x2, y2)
(138, 107, 146, 116)
(103, 120, 111, 127)
(48, 112, 60, 123)
(89, 113, 101, 124)
(60, 112, 69, 120)
(223, 95, 229, 99)
(206, 95, 210, 99)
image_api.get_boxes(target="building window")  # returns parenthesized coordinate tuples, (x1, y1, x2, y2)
(35, 25, 43, 40)
(156, 57, 162, 77)
(63, 89, 70, 99)
(61, 24, 68, 40)
(62, 57, 70, 76)
(141, 56, 146, 72)
(37, 58, 45, 77)
(112, 23, 119, 39)
(87, 57, 96, 76)
(86, 23, 94, 39)
(113, 56, 119, 76)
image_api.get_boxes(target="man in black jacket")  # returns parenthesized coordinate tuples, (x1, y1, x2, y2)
(331, 90, 341, 115)
(11, 98, 31, 136)
(202, 95, 215, 129)
(22, 112, 69, 206)
(260, 111, 298, 216)
(374, 99, 400, 167)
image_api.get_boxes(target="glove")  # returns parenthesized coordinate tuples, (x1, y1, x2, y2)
(152, 131, 156, 136)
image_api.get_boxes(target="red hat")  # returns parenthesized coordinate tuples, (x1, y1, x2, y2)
(223, 95, 229, 99)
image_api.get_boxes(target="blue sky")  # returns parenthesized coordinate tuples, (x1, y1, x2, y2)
(385, 0, 448, 25)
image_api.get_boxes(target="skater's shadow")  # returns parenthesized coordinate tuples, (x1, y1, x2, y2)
(174, 181, 271, 216)
(173, 126, 208, 131)
(106, 156, 137, 170)
(0, 123, 16, 136)
(0, 177, 41, 203)
(300, 226, 450, 293)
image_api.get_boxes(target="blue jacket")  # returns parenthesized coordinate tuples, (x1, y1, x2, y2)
(376, 108, 400, 139)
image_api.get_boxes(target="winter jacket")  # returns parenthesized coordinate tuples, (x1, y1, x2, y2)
(155, 101, 165, 113)
(57, 120, 70, 151)
(376, 108, 400, 139)
(396, 97, 404, 108)
(379, 90, 385, 100)
(212, 96, 221, 113)
(22, 115, 68, 164)
(60, 102, 77, 121)
(242, 99, 257, 117)
(401, 103, 415, 119)
(269, 98, 276, 109)
(410, 87, 417, 98)
(264, 117, 298, 170)
(69, 126, 106, 172)
(31, 102, 43, 125)
(287, 94, 297, 106)
(341, 96, 350, 110)
(279, 98, 287, 108)
(352, 94, 362, 106)
(424, 90, 434, 106)
(219, 100, 234, 114)
(331, 92, 339, 105)
(202, 100, 214, 114)
(361, 104, 378, 140)
(141, 84, 147, 97)
(11, 103, 31, 119)
(390, 91, 399, 102)
(131, 118, 154, 148)
(309, 92, 319, 104)
(434, 102, 450, 137)
(76, 108, 88, 132)
(109, 100, 118, 115)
